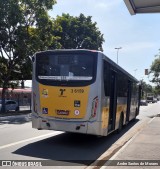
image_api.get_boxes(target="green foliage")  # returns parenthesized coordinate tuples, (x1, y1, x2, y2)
(0, 0, 56, 112)
(150, 58, 160, 88)
(51, 13, 105, 51)
(153, 86, 160, 95)
(140, 80, 153, 98)
(0, 0, 56, 85)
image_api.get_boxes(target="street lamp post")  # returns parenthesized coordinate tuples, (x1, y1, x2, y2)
(115, 47, 122, 64)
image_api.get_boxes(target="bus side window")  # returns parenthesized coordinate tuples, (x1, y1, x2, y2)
(103, 60, 110, 96)
(117, 73, 128, 97)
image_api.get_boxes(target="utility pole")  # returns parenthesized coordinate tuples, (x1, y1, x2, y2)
(115, 47, 122, 64)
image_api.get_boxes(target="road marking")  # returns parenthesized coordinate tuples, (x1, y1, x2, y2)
(0, 131, 62, 150)
(148, 117, 155, 124)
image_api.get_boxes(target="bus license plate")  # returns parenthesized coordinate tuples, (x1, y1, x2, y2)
(57, 110, 70, 115)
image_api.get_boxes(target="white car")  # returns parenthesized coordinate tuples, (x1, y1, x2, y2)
(0, 100, 19, 112)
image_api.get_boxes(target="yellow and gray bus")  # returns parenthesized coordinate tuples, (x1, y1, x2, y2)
(32, 49, 140, 136)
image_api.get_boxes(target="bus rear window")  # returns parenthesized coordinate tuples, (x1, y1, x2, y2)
(36, 52, 97, 86)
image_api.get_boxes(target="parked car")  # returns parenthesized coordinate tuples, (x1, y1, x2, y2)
(140, 99, 148, 106)
(0, 100, 19, 112)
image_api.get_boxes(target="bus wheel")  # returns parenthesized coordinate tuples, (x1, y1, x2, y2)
(117, 114, 123, 133)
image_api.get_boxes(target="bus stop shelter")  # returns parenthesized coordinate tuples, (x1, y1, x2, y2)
(124, 0, 160, 15)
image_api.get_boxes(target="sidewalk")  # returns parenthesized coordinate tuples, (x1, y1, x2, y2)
(102, 116, 160, 169)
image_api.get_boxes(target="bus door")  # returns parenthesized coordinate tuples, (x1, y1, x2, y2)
(108, 70, 117, 132)
(126, 81, 132, 123)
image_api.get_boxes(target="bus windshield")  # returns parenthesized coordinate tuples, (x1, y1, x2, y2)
(36, 52, 97, 85)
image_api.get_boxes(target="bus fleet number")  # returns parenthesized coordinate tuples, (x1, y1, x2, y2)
(71, 89, 84, 93)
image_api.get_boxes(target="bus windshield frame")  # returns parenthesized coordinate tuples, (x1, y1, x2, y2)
(35, 51, 98, 87)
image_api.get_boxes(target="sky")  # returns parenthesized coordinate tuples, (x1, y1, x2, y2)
(26, 0, 160, 87)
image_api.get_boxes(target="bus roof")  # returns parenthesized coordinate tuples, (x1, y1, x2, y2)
(35, 49, 138, 83)
(35, 49, 101, 55)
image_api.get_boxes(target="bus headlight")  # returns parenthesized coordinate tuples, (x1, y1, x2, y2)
(91, 97, 98, 118)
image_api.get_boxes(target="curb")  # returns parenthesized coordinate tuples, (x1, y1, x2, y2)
(85, 117, 151, 169)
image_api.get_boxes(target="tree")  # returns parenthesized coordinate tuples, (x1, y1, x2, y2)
(0, 0, 57, 112)
(150, 58, 160, 90)
(140, 80, 153, 98)
(153, 86, 160, 96)
(51, 13, 105, 51)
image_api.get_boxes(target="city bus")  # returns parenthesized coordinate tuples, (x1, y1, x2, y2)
(32, 49, 140, 136)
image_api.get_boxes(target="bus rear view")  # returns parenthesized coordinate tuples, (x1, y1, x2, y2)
(32, 50, 100, 135)
(32, 49, 140, 136)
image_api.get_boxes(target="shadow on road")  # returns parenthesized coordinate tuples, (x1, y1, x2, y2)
(13, 119, 139, 166)
(0, 113, 31, 125)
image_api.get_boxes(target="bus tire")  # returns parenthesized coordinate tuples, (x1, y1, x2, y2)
(117, 113, 123, 133)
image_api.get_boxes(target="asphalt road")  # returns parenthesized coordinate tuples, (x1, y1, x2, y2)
(0, 102, 159, 168)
